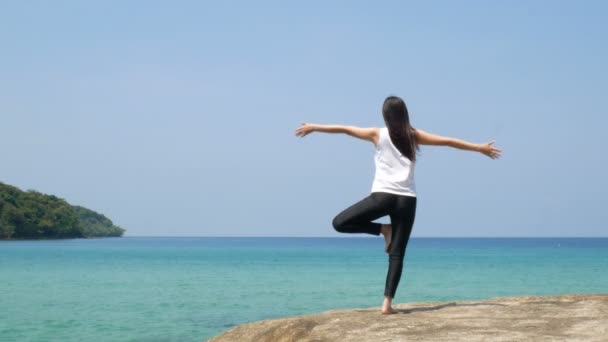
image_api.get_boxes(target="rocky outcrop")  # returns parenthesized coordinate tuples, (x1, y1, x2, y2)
(207, 294, 608, 342)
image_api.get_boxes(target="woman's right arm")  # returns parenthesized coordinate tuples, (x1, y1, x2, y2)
(295, 123, 379, 145)
(415, 128, 502, 159)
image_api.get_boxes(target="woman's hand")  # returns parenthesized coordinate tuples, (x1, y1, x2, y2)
(478, 141, 502, 159)
(295, 123, 316, 137)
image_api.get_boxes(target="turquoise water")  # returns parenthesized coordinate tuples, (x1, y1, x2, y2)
(1, 237, 607, 341)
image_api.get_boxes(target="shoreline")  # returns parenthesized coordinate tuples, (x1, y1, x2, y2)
(0, 236, 124, 241)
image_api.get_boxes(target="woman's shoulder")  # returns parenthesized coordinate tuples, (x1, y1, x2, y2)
(373, 127, 388, 147)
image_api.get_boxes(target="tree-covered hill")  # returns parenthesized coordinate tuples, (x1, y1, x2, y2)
(0, 182, 125, 239)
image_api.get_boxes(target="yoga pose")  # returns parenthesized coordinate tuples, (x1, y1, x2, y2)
(294, 95, 501, 315)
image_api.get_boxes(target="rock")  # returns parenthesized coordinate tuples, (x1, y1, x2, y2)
(206, 294, 608, 342)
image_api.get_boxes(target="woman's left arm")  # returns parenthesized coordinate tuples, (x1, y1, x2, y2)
(295, 123, 379, 145)
(415, 128, 502, 159)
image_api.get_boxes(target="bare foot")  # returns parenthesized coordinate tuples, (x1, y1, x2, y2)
(381, 307, 398, 315)
(382, 296, 396, 314)
(380, 224, 392, 253)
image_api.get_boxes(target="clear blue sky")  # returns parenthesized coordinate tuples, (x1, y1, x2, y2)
(1, 1, 606, 237)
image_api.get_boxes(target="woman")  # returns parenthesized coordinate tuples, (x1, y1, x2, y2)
(294, 95, 501, 315)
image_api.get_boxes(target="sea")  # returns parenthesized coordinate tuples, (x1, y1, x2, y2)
(1, 237, 607, 341)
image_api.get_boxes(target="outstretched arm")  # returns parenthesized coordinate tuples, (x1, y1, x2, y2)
(415, 128, 502, 159)
(295, 123, 379, 145)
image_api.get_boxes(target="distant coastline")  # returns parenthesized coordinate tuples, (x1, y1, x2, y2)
(0, 182, 125, 240)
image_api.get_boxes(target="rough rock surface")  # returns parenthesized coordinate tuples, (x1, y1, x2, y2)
(207, 294, 608, 342)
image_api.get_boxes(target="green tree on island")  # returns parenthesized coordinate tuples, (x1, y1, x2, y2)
(0, 182, 125, 239)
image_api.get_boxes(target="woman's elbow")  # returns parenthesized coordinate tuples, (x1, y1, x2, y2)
(441, 138, 455, 147)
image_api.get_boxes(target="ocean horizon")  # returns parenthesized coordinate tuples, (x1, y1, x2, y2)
(2, 236, 607, 341)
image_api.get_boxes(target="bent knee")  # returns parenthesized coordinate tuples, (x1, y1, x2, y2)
(332, 215, 346, 232)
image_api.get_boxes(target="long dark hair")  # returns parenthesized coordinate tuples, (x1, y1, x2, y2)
(382, 96, 418, 162)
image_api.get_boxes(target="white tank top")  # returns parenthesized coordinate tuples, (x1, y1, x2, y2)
(370, 127, 416, 197)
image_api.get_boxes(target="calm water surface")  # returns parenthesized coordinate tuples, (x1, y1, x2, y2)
(1, 237, 607, 341)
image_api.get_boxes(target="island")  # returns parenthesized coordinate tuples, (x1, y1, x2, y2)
(0, 181, 125, 239)
(207, 293, 608, 342)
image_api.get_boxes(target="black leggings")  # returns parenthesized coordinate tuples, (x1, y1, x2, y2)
(332, 192, 417, 298)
